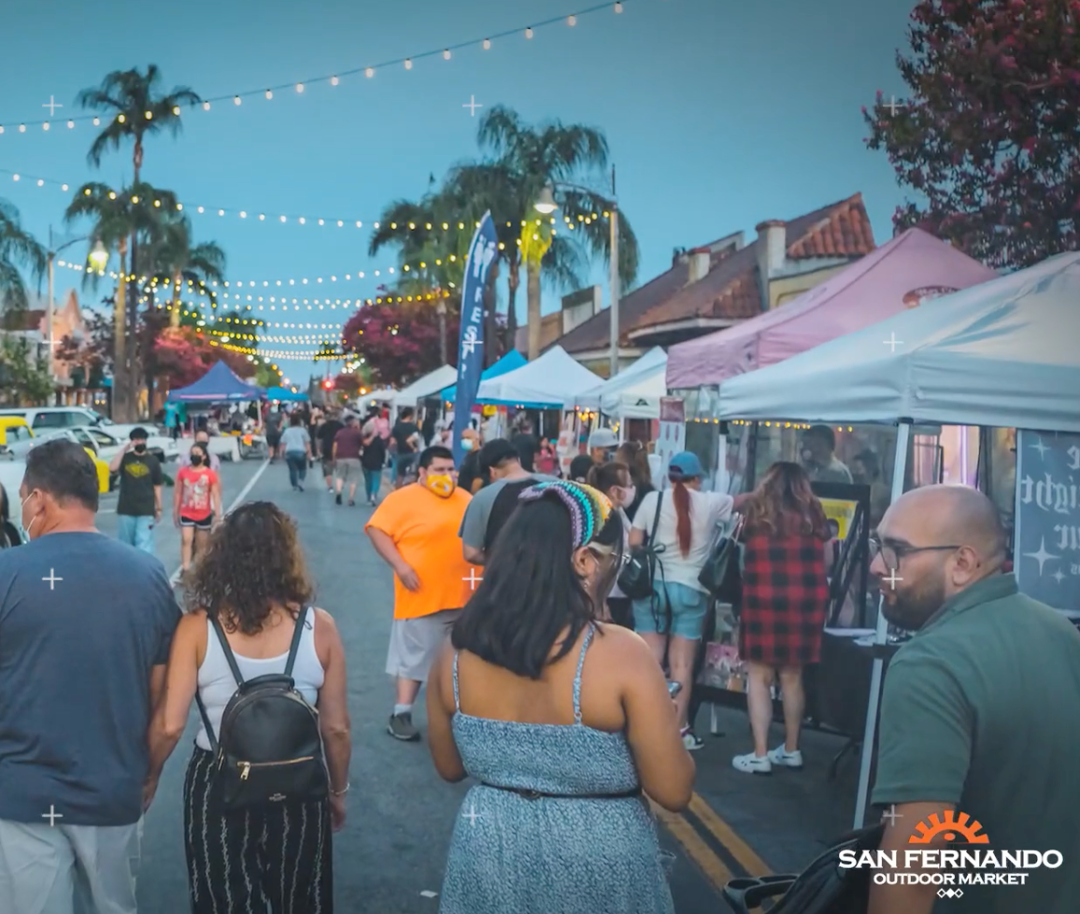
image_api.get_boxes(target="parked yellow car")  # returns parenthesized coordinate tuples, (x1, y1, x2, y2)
(0, 416, 34, 457)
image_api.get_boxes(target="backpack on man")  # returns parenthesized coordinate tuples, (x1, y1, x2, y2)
(195, 607, 328, 810)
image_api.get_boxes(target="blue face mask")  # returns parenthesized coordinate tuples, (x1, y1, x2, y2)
(461, 439, 474, 452)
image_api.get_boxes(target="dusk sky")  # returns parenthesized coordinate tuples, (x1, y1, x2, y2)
(1, 0, 918, 384)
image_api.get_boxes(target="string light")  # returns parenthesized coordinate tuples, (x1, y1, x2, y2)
(0, 3, 637, 134)
(5, 167, 607, 237)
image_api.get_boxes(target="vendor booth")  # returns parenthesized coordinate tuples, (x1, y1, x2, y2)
(715, 250, 1080, 827)
(576, 346, 667, 422)
(167, 362, 266, 461)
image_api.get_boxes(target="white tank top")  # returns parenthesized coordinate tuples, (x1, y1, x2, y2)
(195, 610, 325, 751)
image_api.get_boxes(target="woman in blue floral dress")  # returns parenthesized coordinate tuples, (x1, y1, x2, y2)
(427, 480, 694, 914)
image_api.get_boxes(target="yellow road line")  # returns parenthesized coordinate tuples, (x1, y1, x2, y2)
(648, 799, 732, 892)
(689, 792, 773, 877)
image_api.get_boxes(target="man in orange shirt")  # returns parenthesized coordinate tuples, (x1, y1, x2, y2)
(366, 445, 479, 741)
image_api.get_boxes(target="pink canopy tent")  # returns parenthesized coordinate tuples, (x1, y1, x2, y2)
(666, 228, 997, 389)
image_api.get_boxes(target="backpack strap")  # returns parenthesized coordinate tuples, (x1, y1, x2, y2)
(284, 606, 309, 678)
(208, 614, 246, 688)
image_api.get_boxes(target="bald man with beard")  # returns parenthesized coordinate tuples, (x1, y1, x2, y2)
(867, 485, 1080, 914)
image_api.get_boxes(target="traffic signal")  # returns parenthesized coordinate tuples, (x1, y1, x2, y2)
(322, 379, 334, 390)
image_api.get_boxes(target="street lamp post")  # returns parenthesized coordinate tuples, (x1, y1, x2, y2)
(534, 166, 620, 377)
(45, 231, 109, 390)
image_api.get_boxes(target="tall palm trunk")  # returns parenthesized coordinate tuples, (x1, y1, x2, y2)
(526, 261, 541, 361)
(483, 259, 501, 367)
(169, 271, 182, 328)
(506, 257, 520, 347)
(127, 145, 143, 417)
(113, 240, 130, 421)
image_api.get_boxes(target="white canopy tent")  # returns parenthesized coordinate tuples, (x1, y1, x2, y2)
(716, 251, 1080, 434)
(365, 387, 397, 403)
(715, 251, 1080, 829)
(476, 345, 602, 408)
(576, 346, 668, 419)
(391, 365, 458, 408)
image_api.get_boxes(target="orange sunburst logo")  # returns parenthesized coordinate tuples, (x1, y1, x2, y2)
(909, 811, 990, 845)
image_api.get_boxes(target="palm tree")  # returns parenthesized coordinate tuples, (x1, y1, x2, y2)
(0, 200, 46, 312)
(475, 105, 640, 360)
(65, 182, 179, 420)
(150, 218, 226, 328)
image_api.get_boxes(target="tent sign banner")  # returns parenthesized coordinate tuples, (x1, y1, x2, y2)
(451, 211, 498, 466)
(1015, 430, 1080, 611)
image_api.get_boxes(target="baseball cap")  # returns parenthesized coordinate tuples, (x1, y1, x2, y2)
(588, 428, 619, 450)
(478, 438, 520, 473)
(668, 451, 704, 480)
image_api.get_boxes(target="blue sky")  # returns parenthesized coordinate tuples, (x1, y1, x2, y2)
(0, 0, 917, 384)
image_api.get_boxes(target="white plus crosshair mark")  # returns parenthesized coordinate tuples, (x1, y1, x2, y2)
(462, 95, 484, 117)
(42, 805, 63, 826)
(883, 568, 903, 591)
(42, 96, 63, 116)
(882, 805, 903, 826)
(42, 569, 63, 590)
(462, 804, 483, 826)
(883, 95, 904, 116)
(883, 332, 904, 352)
(463, 568, 483, 591)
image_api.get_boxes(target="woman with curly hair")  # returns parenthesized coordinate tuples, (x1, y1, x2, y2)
(731, 462, 830, 775)
(146, 502, 351, 913)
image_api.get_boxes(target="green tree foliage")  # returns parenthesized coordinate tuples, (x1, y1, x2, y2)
(865, 0, 1080, 268)
(0, 200, 45, 310)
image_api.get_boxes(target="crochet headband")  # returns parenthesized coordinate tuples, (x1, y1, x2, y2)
(518, 480, 613, 549)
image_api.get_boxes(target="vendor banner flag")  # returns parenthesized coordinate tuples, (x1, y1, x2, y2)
(452, 211, 498, 466)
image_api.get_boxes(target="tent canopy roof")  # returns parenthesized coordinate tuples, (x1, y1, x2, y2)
(477, 346, 602, 408)
(265, 386, 308, 401)
(393, 365, 459, 407)
(717, 252, 1080, 434)
(576, 347, 667, 418)
(442, 350, 526, 402)
(667, 228, 996, 389)
(167, 361, 264, 402)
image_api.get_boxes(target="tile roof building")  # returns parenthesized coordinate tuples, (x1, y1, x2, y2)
(520, 193, 876, 377)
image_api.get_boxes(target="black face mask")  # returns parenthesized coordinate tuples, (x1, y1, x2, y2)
(133, 443, 147, 454)
(190, 455, 204, 466)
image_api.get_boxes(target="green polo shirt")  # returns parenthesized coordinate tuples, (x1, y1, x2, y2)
(872, 574, 1080, 913)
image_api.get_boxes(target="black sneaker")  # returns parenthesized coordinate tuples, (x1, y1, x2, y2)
(348, 499, 355, 507)
(387, 712, 420, 741)
(335, 493, 343, 505)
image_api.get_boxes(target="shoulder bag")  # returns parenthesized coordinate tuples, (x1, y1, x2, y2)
(698, 512, 744, 596)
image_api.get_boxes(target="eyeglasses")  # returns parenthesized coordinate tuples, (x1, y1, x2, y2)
(589, 543, 630, 570)
(869, 536, 962, 571)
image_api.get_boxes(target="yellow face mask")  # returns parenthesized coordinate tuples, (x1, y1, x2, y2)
(423, 473, 455, 498)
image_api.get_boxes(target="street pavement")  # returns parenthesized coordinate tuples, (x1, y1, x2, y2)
(106, 457, 764, 913)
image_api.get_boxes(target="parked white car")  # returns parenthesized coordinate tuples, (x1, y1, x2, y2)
(0, 407, 178, 463)
(31, 426, 125, 465)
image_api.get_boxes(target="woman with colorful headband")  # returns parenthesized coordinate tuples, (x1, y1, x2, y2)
(427, 480, 692, 914)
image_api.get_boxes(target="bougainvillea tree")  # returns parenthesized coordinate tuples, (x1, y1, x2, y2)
(341, 302, 459, 389)
(865, 0, 1080, 269)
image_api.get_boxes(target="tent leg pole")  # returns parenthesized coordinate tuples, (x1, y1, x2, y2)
(853, 421, 910, 829)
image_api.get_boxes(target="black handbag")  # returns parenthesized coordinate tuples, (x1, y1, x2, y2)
(698, 513, 743, 595)
(617, 491, 665, 601)
(723, 822, 884, 913)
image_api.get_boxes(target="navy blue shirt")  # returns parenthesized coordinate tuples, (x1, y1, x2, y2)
(0, 531, 180, 825)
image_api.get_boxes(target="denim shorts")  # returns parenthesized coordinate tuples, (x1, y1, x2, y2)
(632, 582, 710, 640)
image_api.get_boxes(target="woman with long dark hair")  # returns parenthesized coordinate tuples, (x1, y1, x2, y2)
(0, 484, 23, 548)
(146, 502, 351, 913)
(588, 461, 637, 627)
(615, 440, 655, 521)
(731, 462, 830, 775)
(427, 480, 692, 914)
(629, 452, 735, 749)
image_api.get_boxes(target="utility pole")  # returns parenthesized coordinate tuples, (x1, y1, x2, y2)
(608, 164, 620, 379)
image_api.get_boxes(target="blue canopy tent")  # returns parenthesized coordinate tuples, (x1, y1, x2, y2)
(265, 386, 309, 402)
(440, 350, 527, 402)
(167, 361, 264, 402)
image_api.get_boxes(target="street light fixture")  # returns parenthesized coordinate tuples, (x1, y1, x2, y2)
(45, 232, 109, 390)
(532, 167, 620, 377)
(88, 240, 109, 271)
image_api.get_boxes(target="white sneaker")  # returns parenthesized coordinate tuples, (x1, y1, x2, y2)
(767, 745, 804, 768)
(732, 752, 772, 775)
(682, 731, 704, 751)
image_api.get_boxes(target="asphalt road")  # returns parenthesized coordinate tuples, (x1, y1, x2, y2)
(100, 456, 727, 914)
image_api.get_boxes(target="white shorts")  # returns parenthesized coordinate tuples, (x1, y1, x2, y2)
(0, 817, 142, 914)
(385, 609, 461, 682)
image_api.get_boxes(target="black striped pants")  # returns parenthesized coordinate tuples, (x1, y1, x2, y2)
(183, 747, 333, 914)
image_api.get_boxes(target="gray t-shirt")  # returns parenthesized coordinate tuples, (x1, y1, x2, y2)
(281, 425, 310, 454)
(459, 475, 556, 551)
(0, 532, 180, 826)
(806, 457, 853, 484)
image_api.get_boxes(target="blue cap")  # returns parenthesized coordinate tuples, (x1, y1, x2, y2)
(668, 451, 704, 479)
